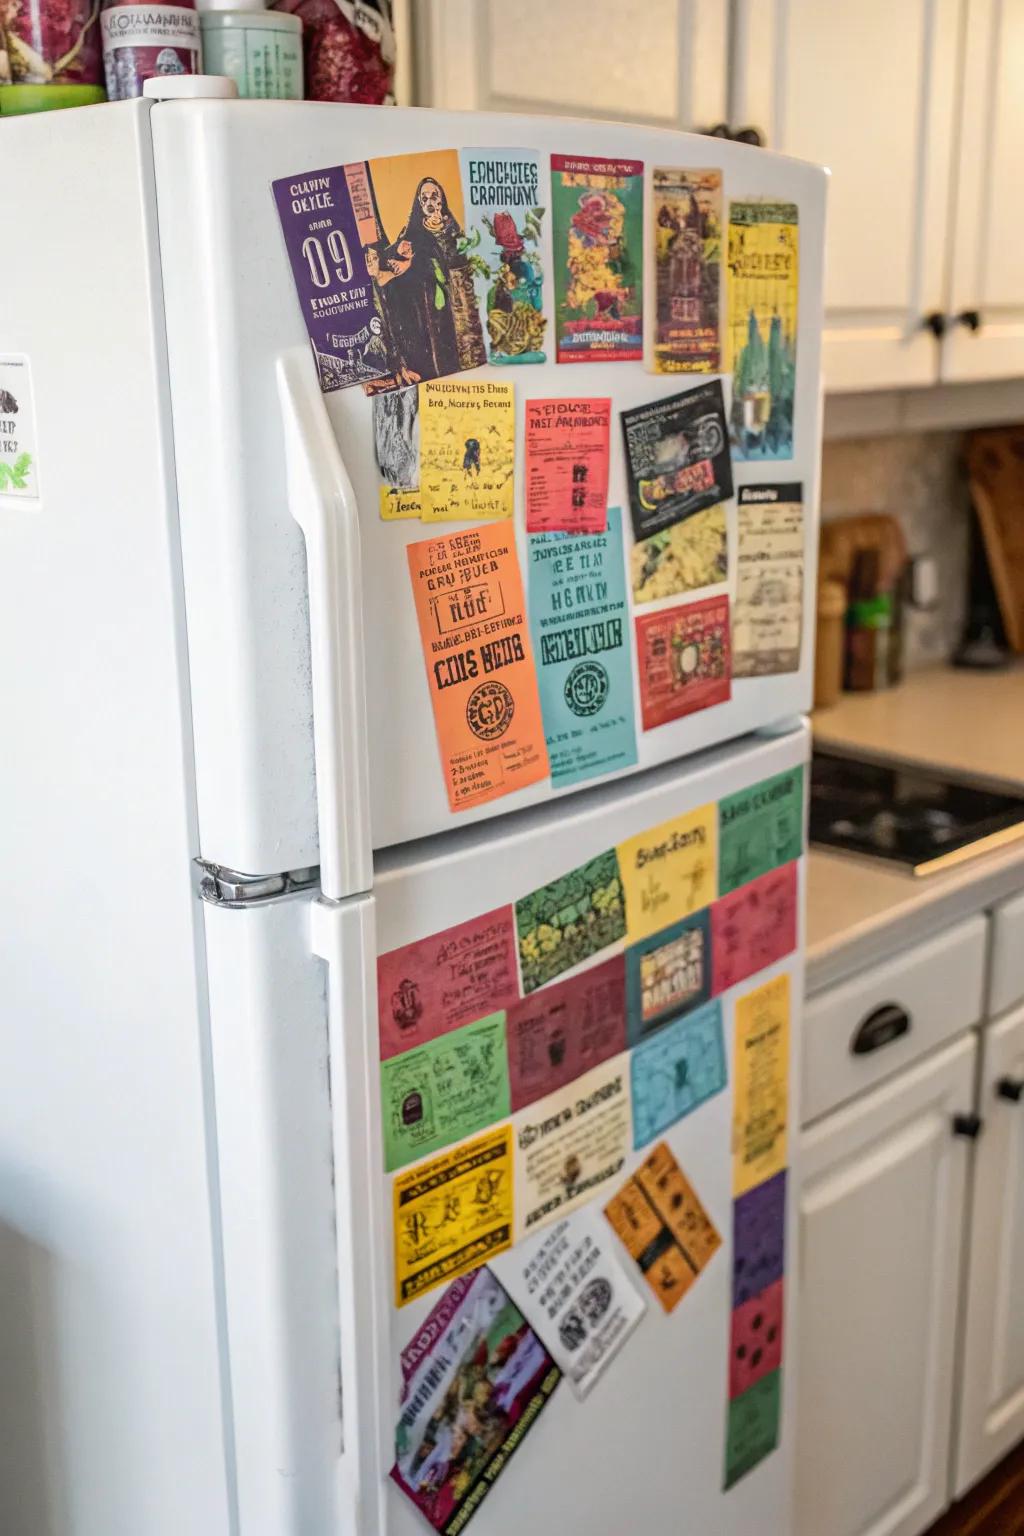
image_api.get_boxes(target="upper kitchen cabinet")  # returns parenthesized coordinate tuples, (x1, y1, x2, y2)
(941, 0, 1024, 382)
(730, 0, 962, 393)
(412, 0, 729, 131)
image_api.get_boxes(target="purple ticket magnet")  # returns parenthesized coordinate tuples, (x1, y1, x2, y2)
(732, 1170, 787, 1306)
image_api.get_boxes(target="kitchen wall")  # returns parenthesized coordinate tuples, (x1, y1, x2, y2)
(820, 430, 969, 671)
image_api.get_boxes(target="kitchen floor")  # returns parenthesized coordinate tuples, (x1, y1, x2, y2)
(925, 1443, 1024, 1535)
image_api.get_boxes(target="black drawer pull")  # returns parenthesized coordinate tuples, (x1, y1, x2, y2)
(997, 1077, 1024, 1103)
(851, 1003, 910, 1055)
(953, 1113, 983, 1139)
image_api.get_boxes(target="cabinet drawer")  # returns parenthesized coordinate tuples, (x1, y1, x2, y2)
(988, 889, 1024, 1018)
(802, 915, 986, 1126)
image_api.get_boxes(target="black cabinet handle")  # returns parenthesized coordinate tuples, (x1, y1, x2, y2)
(924, 312, 947, 339)
(957, 309, 982, 332)
(703, 122, 732, 139)
(953, 1113, 983, 1139)
(734, 126, 765, 147)
(997, 1077, 1024, 1103)
(851, 1003, 910, 1055)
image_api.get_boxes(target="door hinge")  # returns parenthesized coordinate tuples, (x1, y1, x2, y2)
(194, 859, 320, 908)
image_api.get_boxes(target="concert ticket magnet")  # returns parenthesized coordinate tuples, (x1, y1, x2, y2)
(629, 1000, 726, 1148)
(625, 908, 712, 1044)
(604, 1140, 721, 1314)
(505, 953, 627, 1112)
(373, 385, 422, 519)
(732, 1170, 787, 1307)
(733, 484, 804, 677)
(528, 509, 637, 790)
(727, 198, 799, 462)
(391, 1267, 560, 1534)
(497, 1207, 646, 1400)
(515, 847, 626, 994)
(617, 803, 716, 944)
(621, 380, 733, 542)
(392, 1126, 514, 1307)
(377, 906, 519, 1061)
(651, 167, 723, 374)
(732, 973, 790, 1198)
(459, 147, 548, 365)
(380, 1012, 511, 1171)
(419, 378, 515, 522)
(724, 1370, 782, 1489)
(711, 863, 798, 995)
(635, 594, 731, 730)
(272, 165, 392, 393)
(729, 1278, 784, 1399)
(407, 523, 549, 813)
(718, 765, 804, 895)
(524, 398, 611, 534)
(513, 1055, 632, 1239)
(551, 154, 644, 362)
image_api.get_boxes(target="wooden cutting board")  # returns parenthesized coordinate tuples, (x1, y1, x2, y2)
(967, 427, 1024, 653)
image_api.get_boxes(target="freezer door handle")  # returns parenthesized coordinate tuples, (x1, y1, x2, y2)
(311, 895, 388, 1536)
(278, 351, 372, 901)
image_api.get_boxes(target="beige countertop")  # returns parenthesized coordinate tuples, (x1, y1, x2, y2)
(806, 664, 1024, 994)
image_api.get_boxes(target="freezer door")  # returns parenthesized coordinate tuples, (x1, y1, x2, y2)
(352, 726, 807, 1536)
(150, 101, 826, 879)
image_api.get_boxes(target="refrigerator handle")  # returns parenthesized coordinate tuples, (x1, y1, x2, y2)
(277, 351, 373, 901)
(311, 894, 389, 1536)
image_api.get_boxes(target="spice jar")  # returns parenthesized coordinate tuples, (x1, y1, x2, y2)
(0, 0, 106, 113)
(100, 0, 201, 99)
(271, 0, 393, 103)
(199, 0, 300, 96)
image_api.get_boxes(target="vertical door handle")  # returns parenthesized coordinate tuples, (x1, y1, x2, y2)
(997, 1077, 1024, 1103)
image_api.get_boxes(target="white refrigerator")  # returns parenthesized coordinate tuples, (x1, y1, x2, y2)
(0, 93, 825, 1536)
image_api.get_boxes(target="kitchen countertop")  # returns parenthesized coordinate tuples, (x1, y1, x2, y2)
(806, 663, 1024, 994)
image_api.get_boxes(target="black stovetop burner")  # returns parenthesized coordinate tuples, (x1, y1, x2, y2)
(810, 749, 1024, 875)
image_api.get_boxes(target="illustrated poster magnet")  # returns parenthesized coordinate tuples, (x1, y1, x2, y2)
(0, 355, 39, 500)
(617, 803, 716, 943)
(724, 1370, 781, 1489)
(635, 594, 731, 731)
(732, 973, 790, 1198)
(377, 906, 519, 1061)
(505, 953, 627, 1112)
(621, 380, 733, 543)
(272, 167, 392, 393)
(459, 148, 547, 364)
(524, 398, 611, 534)
(729, 1278, 784, 1399)
(605, 1140, 721, 1313)
(629, 1000, 726, 1148)
(733, 484, 804, 676)
(625, 909, 712, 1044)
(712, 863, 798, 996)
(391, 1267, 560, 1533)
(651, 167, 722, 374)
(346, 149, 487, 393)
(373, 384, 422, 519)
(380, 1012, 511, 1172)
(733, 1170, 787, 1307)
(630, 504, 728, 608)
(419, 378, 515, 522)
(515, 848, 626, 994)
(528, 508, 638, 790)
(551, 154, 644, 362)
(718, 766, 804, 896)
(727, 199, 799, 461)
(392, 1126, 514, 1307)
(407, 523, 549, 813)
(513, 1055, 631, 1239)
(498, 1207, 646, 1399)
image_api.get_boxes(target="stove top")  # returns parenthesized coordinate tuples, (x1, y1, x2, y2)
(809, 749, 1024, 875)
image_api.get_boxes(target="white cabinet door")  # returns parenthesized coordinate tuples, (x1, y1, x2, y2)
(795, 1034, 976, 1536)
(413, 0, 728, 130)
(954, 1005, 1024, 1495)
(941, 0, 1024, 381)
(731, 0, 962, 392)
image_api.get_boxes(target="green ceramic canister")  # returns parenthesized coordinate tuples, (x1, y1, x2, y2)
(198, 0, 301, 98)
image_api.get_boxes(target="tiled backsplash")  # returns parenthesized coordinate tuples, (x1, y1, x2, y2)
(820, 431, 968, 670)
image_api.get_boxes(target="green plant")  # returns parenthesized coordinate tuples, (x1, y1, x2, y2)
(0, 453, 32, 491)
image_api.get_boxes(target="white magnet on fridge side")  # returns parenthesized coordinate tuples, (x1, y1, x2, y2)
(143, 74, 239, 99)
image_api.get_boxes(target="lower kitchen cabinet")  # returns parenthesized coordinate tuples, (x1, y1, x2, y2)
(953, 1004, 1024, 1496)
(795, 1034, 977, 1536)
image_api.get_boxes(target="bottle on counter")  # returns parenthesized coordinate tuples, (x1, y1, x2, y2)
(0, 0, 106, 114)
(100, 0, 201, 99)
(198, 0, 300, 97)
(845, 548, 896, 691)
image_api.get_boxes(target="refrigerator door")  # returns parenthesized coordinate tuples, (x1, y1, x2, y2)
(352, 725, 807, 1536)
(150, 100, 826, 878)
